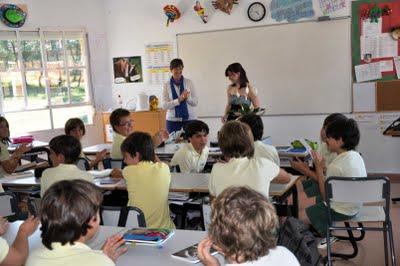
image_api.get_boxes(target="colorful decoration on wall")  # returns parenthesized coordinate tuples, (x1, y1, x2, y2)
(270, 0, 314, 23)
(0, 4, 27, 28)
(113, 56, 143, 84)
(194, 1, 207, 23)
(318, 0, 346, 15)
(163, 5, 181, 27)
(212, 0, 238, 15)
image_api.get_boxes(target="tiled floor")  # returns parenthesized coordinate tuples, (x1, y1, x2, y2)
(296, 178, 400, 266)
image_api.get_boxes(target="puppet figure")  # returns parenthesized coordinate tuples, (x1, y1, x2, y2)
(163, 5, 181, 26)
(194, 1, 207, 23)
(212, 0, 238, 15)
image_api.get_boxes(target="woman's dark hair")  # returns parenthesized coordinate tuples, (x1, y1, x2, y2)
(239, 114, 263, 141)
(225, 63, 249, 89)
(40, 179, 102, 250)
(170, 58, 184, 70)
(0, 116, 10, 143)
(323, 113, 347, 128)
(64, 118, 86, 136)
(121, 131, 155, 162)
(109, 108, 130, 131)
(218, 121, 254, 158)
(49, 135, 81, 164)
(326, 118, 360, 151)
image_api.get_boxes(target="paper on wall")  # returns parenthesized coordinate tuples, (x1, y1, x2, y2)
(379, 60, 394, 72)
(394, 57, 400, 79)
(360, 33, 398, 60)
(353, 82, 376, 112)
(355, 62, 382, 82)
(360, 36, 379, 59)
(362, 18, 382, 37)
(378, 33, 398, 58)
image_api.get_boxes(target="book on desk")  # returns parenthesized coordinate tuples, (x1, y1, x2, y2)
(123, 228, 174, 246)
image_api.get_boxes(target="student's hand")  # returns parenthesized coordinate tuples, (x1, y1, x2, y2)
(197, 237, 220, 266)
(102, 234, 128, 262)
(290, 157, 310, 174)
(110, 169, 123, 179)
(0, 216, 9, 236)
(311, 150, 325, 172)
(18, 216, 39, 237)
(13, 144, 31, 159)
(221, 115, 228, 123)
(95, 149, 108, 164)
(154, 129, 169, 147)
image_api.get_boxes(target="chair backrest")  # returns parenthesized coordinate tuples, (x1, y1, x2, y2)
(0, 192, 20, 219)
(76, 157, 90, 171)
(103, 158, 125, 170)
(23, 147, 52, 166)
(100, 205, 146, 227)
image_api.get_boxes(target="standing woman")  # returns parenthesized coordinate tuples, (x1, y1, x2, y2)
(222, 63, 261, 123)
(162, 58, 198, 133)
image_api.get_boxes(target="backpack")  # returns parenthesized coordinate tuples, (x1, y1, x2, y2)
(277, 217, 322, 266)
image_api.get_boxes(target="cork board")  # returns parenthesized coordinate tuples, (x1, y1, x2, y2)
(376, 80, 400, 111)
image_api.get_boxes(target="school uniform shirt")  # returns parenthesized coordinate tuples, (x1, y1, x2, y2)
(110, 132, 125, 159)
(162, 78, 198, 121)
(0, 237, 9, 263)
(326, 150, 367, 216)
(0, 141, 10, 175)
(318, 142, 337, 167)
(26, 242, 114, 266)
(254, 141, 280, 166)
(40, 164, 94, 197)
(225, 246, 299, 266)
(209, 157, 280, 198)
(170, 143, 209, 173)
(123, 161, 175, 229)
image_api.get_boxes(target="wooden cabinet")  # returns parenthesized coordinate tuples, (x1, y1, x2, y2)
(102, 110, 166, 142)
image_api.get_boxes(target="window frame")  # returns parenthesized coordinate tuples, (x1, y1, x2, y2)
(0, 28, 94, 130)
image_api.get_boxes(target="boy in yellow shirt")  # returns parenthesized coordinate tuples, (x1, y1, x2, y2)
(121, 132, 175, 229)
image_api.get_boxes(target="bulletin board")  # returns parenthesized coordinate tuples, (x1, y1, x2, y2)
(351, 0, 400, 81)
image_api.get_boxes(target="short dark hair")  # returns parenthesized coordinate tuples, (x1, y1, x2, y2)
(323, 113, 347, 128)
(40, 179, 102, 250)
(49, 135, 81, 164)
(326, 118, 360, 150)
(218, 121, 254, 158)
(121, 131, 155, 162)
(170, 58, 184, 70)
(209, 186, 279, 263)
(64, 118, 86, 136)
(110, 108, 130, 131)
(239, 114, 263, 141)
(0, 116, 10, 143)
(184, 120, 209, 139)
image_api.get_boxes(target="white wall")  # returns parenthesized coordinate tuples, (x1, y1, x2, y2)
(0, 0, 112, 146)
(103, 0, 400, 174)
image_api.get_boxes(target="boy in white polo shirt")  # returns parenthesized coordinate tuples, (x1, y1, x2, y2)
(27, 180, 127, 266)
(209, 121, 291, 198)
(306, 118, 366, 248)
(170, 120, 209, 173)
(239, 113, 280, 166)
(0, 215, 39, 265)
(41, 135, 93, 197)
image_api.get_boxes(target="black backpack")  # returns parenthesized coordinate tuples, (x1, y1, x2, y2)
(277, 217, 322, 266)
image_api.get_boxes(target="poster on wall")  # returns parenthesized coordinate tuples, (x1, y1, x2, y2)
(145, 42, 174, 85)
(270, 0, 314, 22)
(113, 56, 143, 84)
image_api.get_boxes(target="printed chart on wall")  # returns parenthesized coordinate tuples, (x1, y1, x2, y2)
(352, 0, 400, 83)
(145, 42, 174, 85)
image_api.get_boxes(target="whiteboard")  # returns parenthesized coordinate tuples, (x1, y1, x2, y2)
(177, 18, 351, 116)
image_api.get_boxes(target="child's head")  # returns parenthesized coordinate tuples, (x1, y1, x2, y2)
(325, 118, 360, 152)
(239, 114, 263, 141)
(121, 131, 155, 165)
(209, 186, 279, 263)
(218, 121, 254, 159)
(184, 120, 209, 152)
(49, 135, 81, 165)
(321, 113, 347, 141)
(40, 179, 103, 250)
(110, 108, 132, 136)
(64, 118, 86, 141)
(0, 116, 10, 141)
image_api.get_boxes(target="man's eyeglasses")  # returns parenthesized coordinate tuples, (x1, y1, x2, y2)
(119, 120, 134, 127)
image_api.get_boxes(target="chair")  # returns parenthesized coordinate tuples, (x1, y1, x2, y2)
(76, 157, 90, 171)
(0, 191, 24, 221)
(102, 158, 125, 170)
(100, 205, 146, 227)
(325, 176, 396, 266)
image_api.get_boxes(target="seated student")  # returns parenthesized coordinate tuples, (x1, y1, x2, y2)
(239, 113, 280, 166)
(170, 120, 209, 173)
(306, 118, 366, 248)
(0, 116, 31, 174)
(26, 180, 127, 266)
(65, 118, 107, 169)
(40, 135, 93, 197)
(209, 121, 290, 198)
(197, 186, 299, 266)
(110, 108, 169, 160)
(0, 215, 39, 266)
(121, 132, 175, 229)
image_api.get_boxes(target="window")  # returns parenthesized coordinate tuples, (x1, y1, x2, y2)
(0, 29, 93, 135)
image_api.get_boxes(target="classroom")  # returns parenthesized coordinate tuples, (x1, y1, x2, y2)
(1, 0, 400, 265)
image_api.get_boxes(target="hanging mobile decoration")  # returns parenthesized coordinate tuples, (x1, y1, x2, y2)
(194, 1, 208, 23)
(212, 0, 238, 15)
(163, 5, 181, 27)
